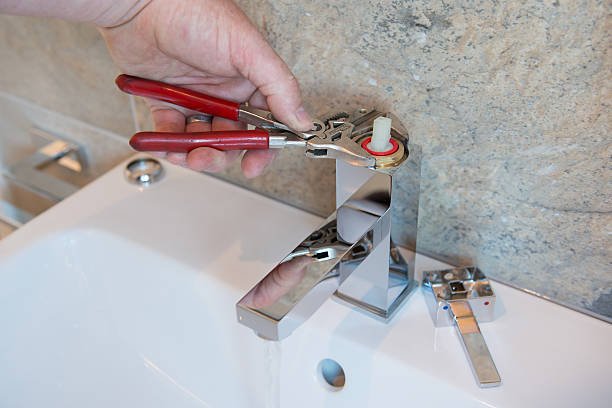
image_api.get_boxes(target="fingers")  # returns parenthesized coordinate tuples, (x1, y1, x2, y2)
(185, 117, 242, 172)
(149, 105, 185, 162)
(150, 105, 185, 133)
(148, 97, 277, 177)
(186, 146, 242, 173)
(241, 150, 277, 179)
(167, 114, 213, 167)
(184, 116, 276, 177)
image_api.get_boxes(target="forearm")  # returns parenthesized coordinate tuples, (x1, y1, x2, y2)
(0, 0, 151, 27)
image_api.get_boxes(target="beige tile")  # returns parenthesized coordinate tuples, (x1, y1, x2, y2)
(0, 15, 134, 137)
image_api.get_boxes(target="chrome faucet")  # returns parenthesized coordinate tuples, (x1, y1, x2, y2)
(236, 109, 421, 340)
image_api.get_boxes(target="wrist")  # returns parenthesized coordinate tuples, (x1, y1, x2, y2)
(0, 0, 151, 27)
(90, 0, 152, 28)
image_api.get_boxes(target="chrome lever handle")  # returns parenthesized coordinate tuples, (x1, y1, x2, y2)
(422, 267, 502, 388)
(449, 301, 501, 388)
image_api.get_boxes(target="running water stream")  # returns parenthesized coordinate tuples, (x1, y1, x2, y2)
(264, 340, 282, 408)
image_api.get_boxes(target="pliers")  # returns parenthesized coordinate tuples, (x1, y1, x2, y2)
(116, 75, 402, 168)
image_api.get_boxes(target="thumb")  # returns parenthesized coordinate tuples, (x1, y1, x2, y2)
(236, 34, 313, 131)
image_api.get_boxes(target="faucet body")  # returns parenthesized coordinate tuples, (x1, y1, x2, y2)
(236, 111, 421, 340)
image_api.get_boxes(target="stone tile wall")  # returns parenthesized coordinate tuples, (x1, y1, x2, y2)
(234, 0, 611, 319)
(0, 1, 609, 319)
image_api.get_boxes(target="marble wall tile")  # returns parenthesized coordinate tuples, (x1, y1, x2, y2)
(0, 15, 134, 137)
(0, 2, 608, 319)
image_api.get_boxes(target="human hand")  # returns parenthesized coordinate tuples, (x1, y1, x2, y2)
(98, 0, 312, 178)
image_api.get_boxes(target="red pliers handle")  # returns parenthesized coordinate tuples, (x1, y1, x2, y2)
(116, 75, 286, 152)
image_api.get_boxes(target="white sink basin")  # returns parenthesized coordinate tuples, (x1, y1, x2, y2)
(0, 155, 610, 407)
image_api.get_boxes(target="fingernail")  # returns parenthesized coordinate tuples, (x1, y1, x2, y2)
(293, 106, 313, 131)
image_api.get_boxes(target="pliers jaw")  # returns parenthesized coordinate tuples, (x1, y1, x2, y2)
(304, 121, 376, 168)
(269, 109, 409, 169)
(303, 109, 410, 170)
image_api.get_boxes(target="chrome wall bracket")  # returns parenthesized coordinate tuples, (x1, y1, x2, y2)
(7, 128, 87, 201)
(422, 267, 502, 388)
(1, 129, 87, 233)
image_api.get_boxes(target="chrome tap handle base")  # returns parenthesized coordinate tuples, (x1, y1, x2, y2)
(333, 242, 418, 321)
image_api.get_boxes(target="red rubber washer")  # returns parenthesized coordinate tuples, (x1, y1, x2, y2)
(361, 137, 399, 156)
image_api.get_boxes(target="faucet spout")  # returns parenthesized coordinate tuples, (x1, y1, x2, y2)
(237, 171, 389, 340)
(236, 214, 362, 341)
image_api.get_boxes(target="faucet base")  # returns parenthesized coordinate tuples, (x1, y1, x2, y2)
(333, 243, 418, 321)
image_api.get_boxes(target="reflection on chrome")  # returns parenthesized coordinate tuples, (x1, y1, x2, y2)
(237, 213, 375, 340)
